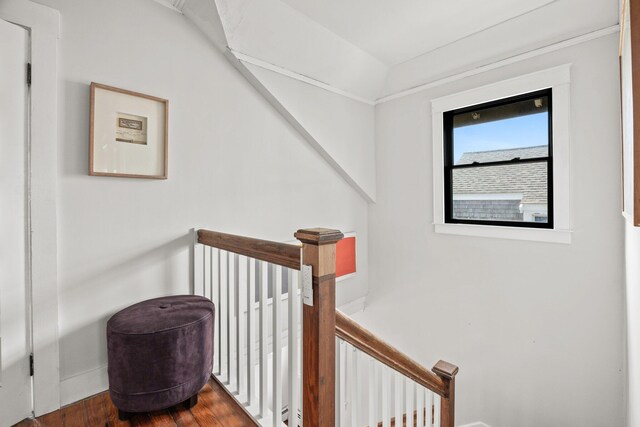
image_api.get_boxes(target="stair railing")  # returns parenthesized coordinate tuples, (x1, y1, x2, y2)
(335, 311, 458, 427)
(193, 227, 458, 427)
(194, 228, 303, 427)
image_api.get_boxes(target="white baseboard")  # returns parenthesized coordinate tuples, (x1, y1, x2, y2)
(60, 365, 108, 406)
(337, 296, 366, 315)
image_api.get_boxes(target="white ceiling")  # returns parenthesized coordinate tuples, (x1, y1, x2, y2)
(279, 0, 556, 65)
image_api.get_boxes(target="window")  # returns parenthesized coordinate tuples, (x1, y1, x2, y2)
(443, 89, 553, 229)
(431, 65, 572, 243)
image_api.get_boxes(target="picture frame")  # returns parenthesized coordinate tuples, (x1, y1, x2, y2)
(89, 82, 168, 179)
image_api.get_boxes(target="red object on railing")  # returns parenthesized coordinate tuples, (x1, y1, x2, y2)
(336, 235, 356, 278)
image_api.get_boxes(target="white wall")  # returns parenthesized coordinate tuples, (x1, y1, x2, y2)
(355, 34, 625, 426)
(626, 223, 640, 427)
(31, 0, 369, 405)
(244, 62, 377, 201)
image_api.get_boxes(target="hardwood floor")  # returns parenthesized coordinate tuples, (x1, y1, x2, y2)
(12, 377, 259, 427)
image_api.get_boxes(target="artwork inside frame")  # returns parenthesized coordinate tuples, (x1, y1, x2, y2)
(89, 82, 168, 179)
(115, 113, 148, 145)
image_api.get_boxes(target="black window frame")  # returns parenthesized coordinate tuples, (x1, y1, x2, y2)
(443, 88, 554, 229)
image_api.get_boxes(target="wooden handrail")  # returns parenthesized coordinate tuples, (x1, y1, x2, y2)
(335, 311, 458, 398)
(197, 229, 301, 270)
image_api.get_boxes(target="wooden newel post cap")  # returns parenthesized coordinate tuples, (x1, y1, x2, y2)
(295, 228, 344, 245)
(432, 360, 459, 380)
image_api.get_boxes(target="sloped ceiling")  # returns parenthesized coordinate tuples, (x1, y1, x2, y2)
(382, 0, 618, 96)
(166, 0, 616, 203)
(214, 0, 388, 101)
(279, 0, 555, 65)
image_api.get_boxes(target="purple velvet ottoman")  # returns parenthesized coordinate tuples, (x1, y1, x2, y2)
(107, 295, 214, 420)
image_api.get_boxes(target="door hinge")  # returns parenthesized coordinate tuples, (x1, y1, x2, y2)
(26, 63, 31, 87)
(29, 353, 34, 376)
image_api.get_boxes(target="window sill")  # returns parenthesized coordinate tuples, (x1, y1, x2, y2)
(434, 222, 572, 244)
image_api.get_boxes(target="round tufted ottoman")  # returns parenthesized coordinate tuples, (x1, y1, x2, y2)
(107, 295, 215, 420)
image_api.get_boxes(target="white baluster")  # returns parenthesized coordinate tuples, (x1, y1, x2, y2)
(348, 344, 358, 427)
(220, 250, 229, 383)
(259, 261, 269, 418)
(368, 357, 377, 427)
(212, 249, 220, 375)
(433, 393, 441, 427)
(339, 341, 348, 427)
(333, 337, 342, 427)
(395, 372, 403, 427)
(297, 270, 303, 425)
(203, 247, 211, 300)
(216, 249, 222, 376)
(238, 255, 247, 400)
(228, 252, 236, 391)
(205, 247, 217, 373)
(247, 257, 256, 407)
(272, 265, 283, 427)
(287, 269, 299, 427)
(194, 243, 204, 297)
(416, 386, 425, 427)
(406, 378, 414, 427)
(427, 391, 434, 427)
(382, 366, 390, 427)
(208, 248, 214, 304)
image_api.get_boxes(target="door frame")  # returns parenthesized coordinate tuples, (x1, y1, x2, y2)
(0, 0, 60, 417)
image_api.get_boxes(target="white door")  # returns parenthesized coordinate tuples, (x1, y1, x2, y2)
(0, 18, 32, 427)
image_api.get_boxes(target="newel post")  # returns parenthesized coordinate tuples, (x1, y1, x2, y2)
(295, 228, 343, 427)
(433, 360, 459, 427)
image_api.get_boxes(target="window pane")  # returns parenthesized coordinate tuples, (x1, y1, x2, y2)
(453, 95, 549, 165)
(452, 162, 548, 223)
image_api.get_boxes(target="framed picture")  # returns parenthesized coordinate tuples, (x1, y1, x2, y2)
(89, 82, 168, 179)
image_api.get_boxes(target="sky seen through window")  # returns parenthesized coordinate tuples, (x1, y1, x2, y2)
(453, 112, 548, 163)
